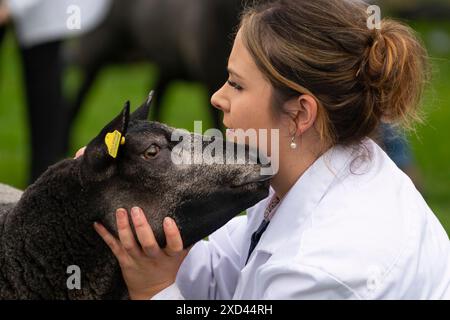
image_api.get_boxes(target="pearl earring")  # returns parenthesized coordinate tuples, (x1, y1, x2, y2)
(290, 136, 297, 149)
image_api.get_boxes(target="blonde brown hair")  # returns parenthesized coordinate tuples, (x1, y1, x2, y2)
(239, 0, 430, 146)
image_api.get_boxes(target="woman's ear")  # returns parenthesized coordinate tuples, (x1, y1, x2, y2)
(284, 94, 318, 135)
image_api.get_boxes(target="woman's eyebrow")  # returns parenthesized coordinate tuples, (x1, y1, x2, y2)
(227, 67, 245, 80)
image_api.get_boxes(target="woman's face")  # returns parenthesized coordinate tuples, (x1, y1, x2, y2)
(211, 30, 284, 155)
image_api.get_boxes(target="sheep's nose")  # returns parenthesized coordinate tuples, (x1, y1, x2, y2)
(230, 161, 273, 188)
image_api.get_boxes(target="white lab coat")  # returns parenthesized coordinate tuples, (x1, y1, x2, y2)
(7, 0, 111, 47)
(153, 138, 450, 300)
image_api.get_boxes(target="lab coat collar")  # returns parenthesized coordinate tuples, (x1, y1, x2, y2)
(254, 141, 366, 256)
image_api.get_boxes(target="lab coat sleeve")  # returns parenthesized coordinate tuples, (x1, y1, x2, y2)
(260, 263, 361, 300)
(151, 283, 185, 300)
(152, 215, 248, 300)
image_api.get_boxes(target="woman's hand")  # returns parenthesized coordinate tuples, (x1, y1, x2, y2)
(76, 147, 188, 299)
(94, 207, 190, 300)
(75, 147, 86, 159)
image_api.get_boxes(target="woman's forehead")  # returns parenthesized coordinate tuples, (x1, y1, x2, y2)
(228, 31, 264, 82)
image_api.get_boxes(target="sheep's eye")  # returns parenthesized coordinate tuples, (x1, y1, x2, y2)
(143, 145, 160, 159)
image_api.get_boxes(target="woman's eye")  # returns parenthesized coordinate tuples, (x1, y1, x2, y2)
(227, 79, 243, 91)
(143, 145, 160, 159)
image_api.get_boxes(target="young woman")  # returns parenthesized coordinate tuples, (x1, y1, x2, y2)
(88, 0, 450, 299)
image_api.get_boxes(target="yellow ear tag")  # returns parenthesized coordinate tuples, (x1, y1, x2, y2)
(105, 130, 126, 158)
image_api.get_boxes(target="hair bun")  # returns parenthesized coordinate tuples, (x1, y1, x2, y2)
(359, 19, 429, 125)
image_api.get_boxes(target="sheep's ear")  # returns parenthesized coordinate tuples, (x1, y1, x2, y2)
(100, 101, 130, 138)
(81, 102, 130, 180)
(130, 90, 154, 121)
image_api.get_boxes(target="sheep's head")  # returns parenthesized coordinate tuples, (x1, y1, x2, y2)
(80, 92, 273, 248)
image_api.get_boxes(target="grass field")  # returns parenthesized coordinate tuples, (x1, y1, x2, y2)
(0, 21, 449, 234)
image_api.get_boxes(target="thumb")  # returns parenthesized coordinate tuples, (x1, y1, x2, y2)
(75, 146, 87, 159)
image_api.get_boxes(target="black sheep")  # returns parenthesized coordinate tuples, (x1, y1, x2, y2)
(0, 94, 272, 299)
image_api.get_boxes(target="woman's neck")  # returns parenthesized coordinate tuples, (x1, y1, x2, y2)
(270, 136, 327, 199)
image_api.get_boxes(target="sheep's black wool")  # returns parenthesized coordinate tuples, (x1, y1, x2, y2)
(0, 160, 127, 299)
(0, 94, 271, 299)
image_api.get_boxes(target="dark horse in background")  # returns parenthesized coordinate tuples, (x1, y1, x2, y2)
(67, 0, 244, 135)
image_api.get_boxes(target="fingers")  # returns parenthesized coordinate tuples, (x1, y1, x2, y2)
(95, 207, 184, 261)
(116, 208, 142, 259)
(130, 207, 161, 258)
(163, 217, 184, 257)
(75, 147, 86, 159)
(93, 222, 125, 259)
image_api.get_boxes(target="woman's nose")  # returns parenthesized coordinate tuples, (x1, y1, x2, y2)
(211, 85, 230, 113)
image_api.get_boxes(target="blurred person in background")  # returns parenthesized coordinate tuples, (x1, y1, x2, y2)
(0, 0, 111, 184)
(380, 124, 423, 191)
